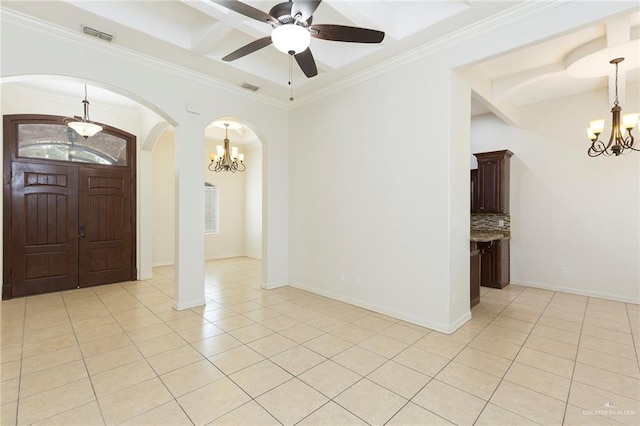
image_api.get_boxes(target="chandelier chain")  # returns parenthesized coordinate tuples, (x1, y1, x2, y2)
(289, 54, 294, 102)
(614, 60, 619, 107)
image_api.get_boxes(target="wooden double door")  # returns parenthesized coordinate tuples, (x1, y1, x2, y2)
(8, 162, 134, 297)
(3, 114, 136, 299)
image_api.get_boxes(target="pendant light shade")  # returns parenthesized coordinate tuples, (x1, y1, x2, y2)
(68, 85, 103, 139)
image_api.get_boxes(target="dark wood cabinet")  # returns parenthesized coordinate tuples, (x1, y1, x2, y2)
(478, 239, 510, 289)
(470, 242, 480, 307)
(474, 150, 513, 214)
(470, 169, 479, 213)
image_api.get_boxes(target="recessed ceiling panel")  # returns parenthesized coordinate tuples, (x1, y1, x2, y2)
(391, 1, 470, 39)
(311, 38, 384, 70)
(68, 0, 217, 49)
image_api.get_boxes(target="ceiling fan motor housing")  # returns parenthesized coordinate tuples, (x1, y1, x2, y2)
(269, 2, 312, 26)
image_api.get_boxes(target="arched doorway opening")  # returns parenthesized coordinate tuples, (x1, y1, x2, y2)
(1, 77, 174, 298)
(150, 117, 264, 292)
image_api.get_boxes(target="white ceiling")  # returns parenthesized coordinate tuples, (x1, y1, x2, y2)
(2, 1, 639, 115)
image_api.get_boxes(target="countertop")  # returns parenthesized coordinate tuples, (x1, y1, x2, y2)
(470, 231, 510, 242)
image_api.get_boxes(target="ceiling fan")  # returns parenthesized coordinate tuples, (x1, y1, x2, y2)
(212, 0, 385, 78)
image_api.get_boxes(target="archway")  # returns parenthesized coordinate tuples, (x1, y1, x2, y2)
(1, 76, 174, 294)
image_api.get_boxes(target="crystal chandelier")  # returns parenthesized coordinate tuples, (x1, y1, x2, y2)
(208, 123, 246, 173)
(586, 58, 638, 157)
(67, 85, 103, 139)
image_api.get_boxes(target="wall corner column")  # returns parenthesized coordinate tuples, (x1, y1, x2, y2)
(448, 70, 473, 329)
(173, 116, 206, 310)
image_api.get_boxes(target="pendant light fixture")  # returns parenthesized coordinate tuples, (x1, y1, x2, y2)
(67, 85, 103, 139)
(209, 123, 246, 173)
(586, 58, 638, 157)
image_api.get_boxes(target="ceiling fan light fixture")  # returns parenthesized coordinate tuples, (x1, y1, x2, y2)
(271, 24, 310, 54)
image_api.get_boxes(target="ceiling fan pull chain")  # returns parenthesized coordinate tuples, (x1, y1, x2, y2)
(289, 53, 294, 101)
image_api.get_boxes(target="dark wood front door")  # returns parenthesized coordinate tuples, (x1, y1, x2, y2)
(3, 114, 136, 299)
(79, 167, 132, 286)
(10, 162, 80, 296)
(9, 163, 133, 296)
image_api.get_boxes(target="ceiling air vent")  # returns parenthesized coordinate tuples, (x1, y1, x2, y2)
(240, 82, 260, 92)
(82, 26, 113, 42)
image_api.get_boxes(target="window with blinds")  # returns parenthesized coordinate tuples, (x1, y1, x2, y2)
(204, 183, 219, 235)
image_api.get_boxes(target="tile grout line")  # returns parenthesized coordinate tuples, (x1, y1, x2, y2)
(65, 287, 116, 426)
(382, 285, 528, 425)
(624, 303, 640, 370)
(471, 287, 559, 425)
(19, 289, 109, 426)
(559, 295, 588, 426)
(94, 283, 200, 425)
(570, 303, 640, 407)
(12, 296, 28, 426)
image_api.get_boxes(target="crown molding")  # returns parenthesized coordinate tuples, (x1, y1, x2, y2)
(293, 1, 564, 108)
(0, 7, 290, 110)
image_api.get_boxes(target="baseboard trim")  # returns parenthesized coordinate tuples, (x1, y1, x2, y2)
(172, 298, 206, 310)
(152, 261, 174, 267)
(261, 282, 287, 290)
(289, 281, 469, 334)
(513, 280, 640, 304)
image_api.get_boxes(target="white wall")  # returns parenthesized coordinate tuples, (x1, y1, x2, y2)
(244, 144, 263, 259)
(152, 132, 176, 266)
(471, 82, 640, 303)
(289, 61, 456, 331)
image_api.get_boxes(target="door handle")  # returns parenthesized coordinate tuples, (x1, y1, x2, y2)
(79, 225, 86, 238)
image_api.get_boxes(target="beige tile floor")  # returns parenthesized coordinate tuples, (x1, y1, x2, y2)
(1, 257, 639, 425)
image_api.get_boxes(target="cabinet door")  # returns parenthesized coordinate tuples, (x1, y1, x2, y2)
(479, 243, 498, 288)
(478, 159, 500, 213)
(470, 169, 479, 213)
(470, 243, 480, 307)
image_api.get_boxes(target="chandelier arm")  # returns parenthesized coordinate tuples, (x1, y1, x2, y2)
(621, 132, 635, 149)
(588, 139, 606, 157)
(625, 136, 639, 151)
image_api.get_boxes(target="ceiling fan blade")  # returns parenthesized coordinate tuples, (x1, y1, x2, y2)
(291, 0, 322, 21)
(294, 48, 318, 78)
(310, 24, 385, 43)
(222, 36, 272, 61)
(211, 0, 275, 24)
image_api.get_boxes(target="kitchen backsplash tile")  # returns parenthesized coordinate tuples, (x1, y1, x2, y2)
(471, 213, 510, 233)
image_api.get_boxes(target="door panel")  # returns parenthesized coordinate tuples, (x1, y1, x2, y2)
(11, 162, 79, 296)
(78, 168, 132, 286)
(479, 159, 499, 212)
